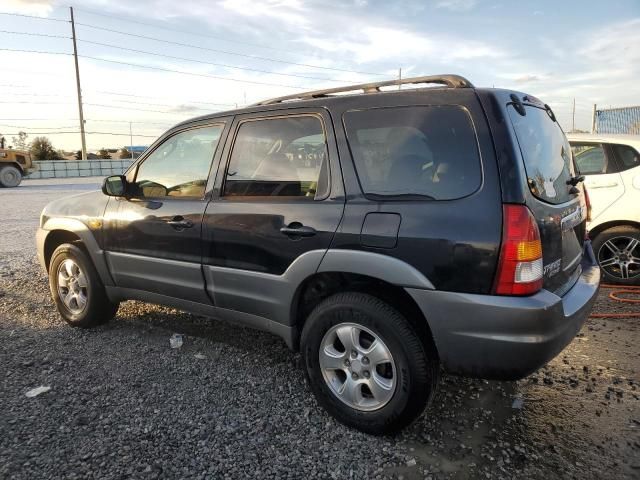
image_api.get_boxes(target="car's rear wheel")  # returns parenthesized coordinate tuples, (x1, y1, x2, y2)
(49, 243, 119, 327)
(0, 165, 22, 187)
(301, 292, 438, 435)
(592, 226, 640, 285)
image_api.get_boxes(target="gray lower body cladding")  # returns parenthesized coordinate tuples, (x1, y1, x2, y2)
(406, 261, 600, 380)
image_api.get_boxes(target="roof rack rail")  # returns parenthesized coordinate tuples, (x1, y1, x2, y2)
(252, 74, 474, 106)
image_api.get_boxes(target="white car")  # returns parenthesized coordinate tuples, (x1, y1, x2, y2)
(567, 134, 640, 284)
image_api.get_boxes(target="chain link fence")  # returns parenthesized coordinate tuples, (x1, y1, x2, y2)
(595, 106, 640, 134)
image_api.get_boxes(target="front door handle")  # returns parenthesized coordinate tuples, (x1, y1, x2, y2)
(166, 216, 194, 230)
(280, 223, 317, 237)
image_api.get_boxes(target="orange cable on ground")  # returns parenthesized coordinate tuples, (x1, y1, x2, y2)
(589, 283, 640, 318)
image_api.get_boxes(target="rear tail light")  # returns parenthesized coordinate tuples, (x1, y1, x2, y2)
(494, 204, 543, 296)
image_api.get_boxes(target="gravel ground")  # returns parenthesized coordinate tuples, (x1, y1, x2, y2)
(1, 178, 639, 479)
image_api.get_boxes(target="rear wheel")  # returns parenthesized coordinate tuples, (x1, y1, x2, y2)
(49, 243, 119, 327)
(301, 292, 438, 435)
(592, 226, 640, 285)
(0, 165, 22, 187)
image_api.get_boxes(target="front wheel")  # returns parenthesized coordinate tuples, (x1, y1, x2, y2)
(0, 165, 22, 187)
(49, 243, 119, 327)
(592, 226, 640, 285)
(301, 292, 439, 435)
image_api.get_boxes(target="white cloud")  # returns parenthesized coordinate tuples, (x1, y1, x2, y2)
(2, 0, 53, 16)
(435, 0, 477, 12)
(301, 26, 504, 64)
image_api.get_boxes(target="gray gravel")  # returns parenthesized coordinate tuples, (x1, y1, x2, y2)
(1, 178, 639, 479)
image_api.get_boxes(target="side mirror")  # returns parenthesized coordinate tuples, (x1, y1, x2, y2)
(102, 175, 127, 197)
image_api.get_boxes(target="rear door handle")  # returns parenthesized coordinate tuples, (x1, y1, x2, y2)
(166, 216, 194, 230)
(280, 224, 317, 237)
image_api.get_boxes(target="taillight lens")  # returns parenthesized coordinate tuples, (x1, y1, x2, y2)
(495, 204, 543, 296)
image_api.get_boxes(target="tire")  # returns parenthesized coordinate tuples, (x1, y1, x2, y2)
(49, 243, 119, 327)
(592, 226, 640, 285)
(301, 292, 439, 435)
(0, 165, 22, 187)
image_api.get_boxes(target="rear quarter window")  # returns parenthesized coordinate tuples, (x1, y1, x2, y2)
(343, 105, 482, 200)
(508, 105, 573, 204)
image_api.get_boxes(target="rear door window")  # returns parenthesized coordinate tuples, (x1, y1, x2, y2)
(571, 143, 613, 175)
(611, 143, 640, 171)
(223, 115, 329, 200)
(508, 105, 573, 204)
(343, 106, 482, 200)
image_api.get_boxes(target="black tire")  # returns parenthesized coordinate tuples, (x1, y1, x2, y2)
(301, 292, 439, 435)
(0, 165, 22, 187)
(49, 243, 119, 327)
(592, 226, 640, 285)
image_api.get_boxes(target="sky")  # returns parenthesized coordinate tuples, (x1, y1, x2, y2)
(0, 0, 638, 152)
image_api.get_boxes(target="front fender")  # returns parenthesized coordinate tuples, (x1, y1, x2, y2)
(38, 217, 114, 286)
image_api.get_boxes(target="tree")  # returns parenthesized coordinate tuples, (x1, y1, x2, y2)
(119, 148, 131, 159)
(30, 137, 63, 160)
(12, 131, 28, 150)
(74, 150, 82, 160)
(97, 148, 112, 159)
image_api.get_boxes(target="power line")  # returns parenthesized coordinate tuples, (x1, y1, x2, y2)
(78, 55, 310, 90)
(75, 22, 385, 77)
(0, 117, 174, 126)
(0, 48, 309, 89)
(78, 39, 359, 83)
(0, 48, 71, 56)
(0, 29, 70, 39)
(86, 97, 213, 111)
(74, 6, 294, 54)
(0, 123, 78, 130)
(0, 131, 159, 137)
(0, 12, 69, 22)
(0, 85, 234, 108)
(85, 102, 214, 115)
(91, 90, 236, 108)
(2, 92, 73, 98)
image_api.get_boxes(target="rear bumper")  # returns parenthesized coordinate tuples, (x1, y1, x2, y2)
(406, 260, 600, 380)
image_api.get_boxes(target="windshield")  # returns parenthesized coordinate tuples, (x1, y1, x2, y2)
(508, 104, 573, 204)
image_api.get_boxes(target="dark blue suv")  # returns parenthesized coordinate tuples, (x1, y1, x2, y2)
(37, 75, 600, 434)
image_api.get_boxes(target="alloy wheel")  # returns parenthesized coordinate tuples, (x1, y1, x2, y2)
(319, 322, 396, 411)
(597, 235, 640, 280)
(57, 259, 88, 314)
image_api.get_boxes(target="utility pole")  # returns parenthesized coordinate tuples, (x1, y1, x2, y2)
(571, 98, 576, 132)
(398, 68, 402, 89)
(129, 122, 133, 160)
(70, 7, 87, 161)
(591, 104, 597, 134)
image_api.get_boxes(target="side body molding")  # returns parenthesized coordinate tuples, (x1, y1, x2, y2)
(203, 250, 327, 327)
(38, 218, 115, 286)
(205, 249, 435, 330)
(318, 249, 435, 290)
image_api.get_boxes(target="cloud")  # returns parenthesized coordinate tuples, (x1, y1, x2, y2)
(2, 0, 53, 16)
(435, 0, 477, 12)
(301, 26, 504, 64)
(514, 74, 541, 84)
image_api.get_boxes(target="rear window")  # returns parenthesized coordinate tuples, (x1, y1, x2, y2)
(508, 105, 573, 204)
(343, 106, 481, 200)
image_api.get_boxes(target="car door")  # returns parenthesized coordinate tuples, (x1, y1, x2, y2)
(201, 109, 345, 324)
(571, 142, 625, 223)
(104, 123, 227, 304)
(609, 142, 640, 222)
